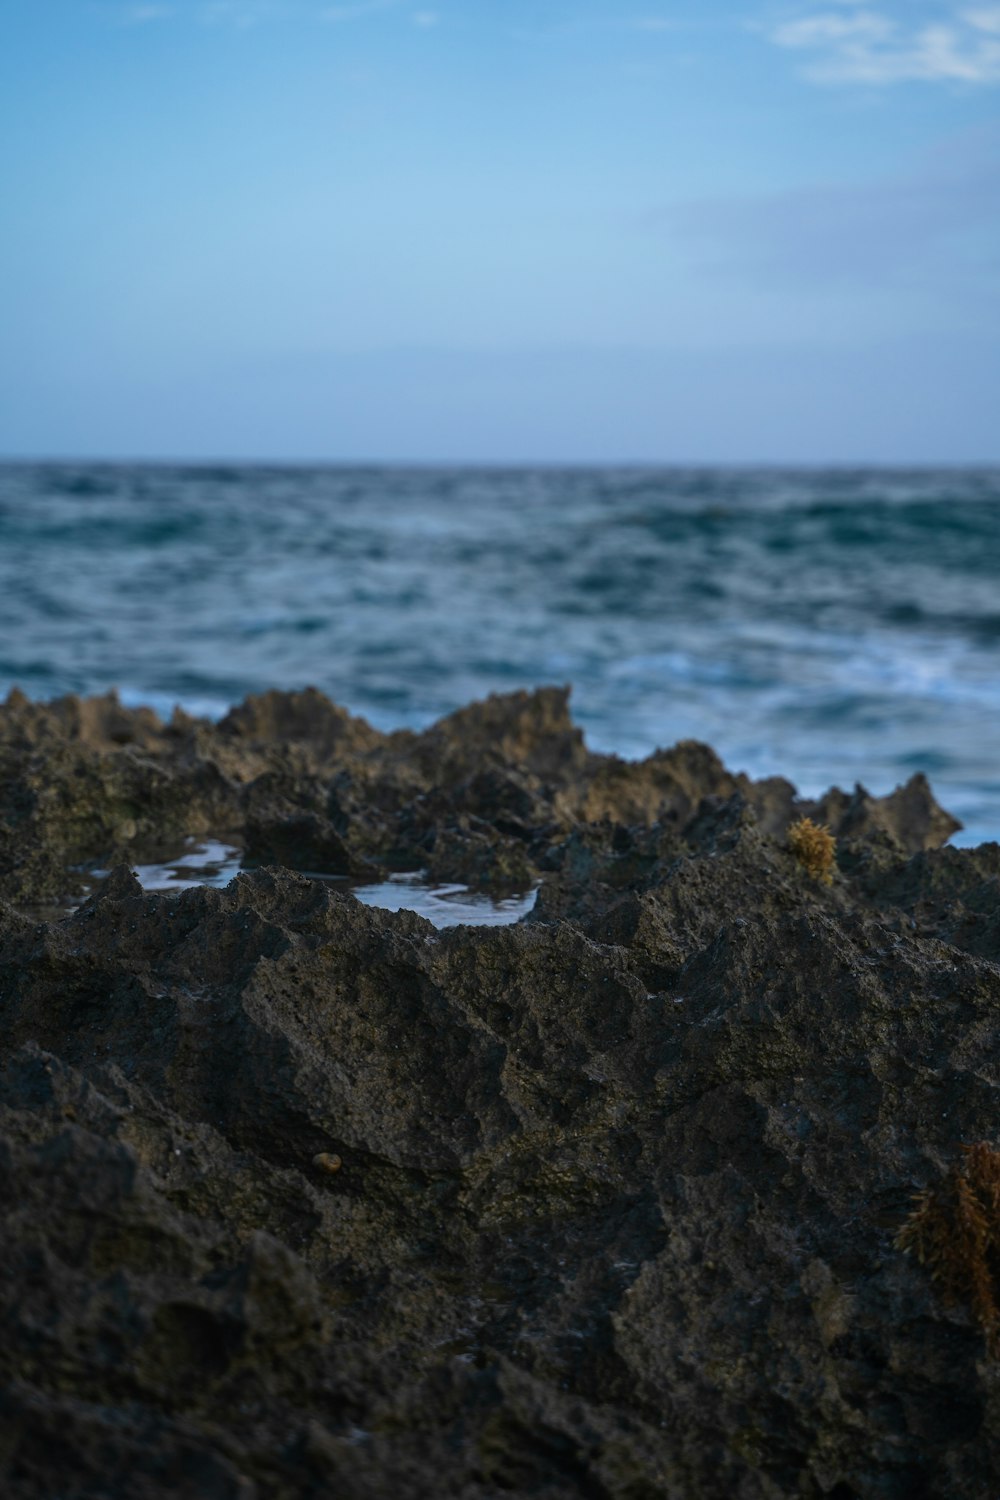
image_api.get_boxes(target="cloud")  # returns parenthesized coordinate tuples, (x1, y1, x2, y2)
(964, 5, 1000, 31)
(772, 11, 893, 48)
(412, 10, 440, 26)
(660, 132, 1000, 291)
(769, 3, 1000, 82)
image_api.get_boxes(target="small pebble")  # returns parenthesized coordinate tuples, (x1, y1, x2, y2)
(312, 1152, 343, 1175)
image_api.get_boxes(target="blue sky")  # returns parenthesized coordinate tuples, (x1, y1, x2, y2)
(1, 0, 998, 461)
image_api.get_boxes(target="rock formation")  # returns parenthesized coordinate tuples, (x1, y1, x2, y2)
(0, 685, 996, 1498)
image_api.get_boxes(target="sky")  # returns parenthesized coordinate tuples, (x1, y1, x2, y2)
(1, 0, 998, 463)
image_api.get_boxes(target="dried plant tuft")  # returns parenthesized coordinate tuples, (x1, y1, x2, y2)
(787, 817, 836, 884)
(896, 1142, 1000, 1356)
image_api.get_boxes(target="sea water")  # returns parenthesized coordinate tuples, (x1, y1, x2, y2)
(1, 463, 998, 846)
(119, 837, 537, 929)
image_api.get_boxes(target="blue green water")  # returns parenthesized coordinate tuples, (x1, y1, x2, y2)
(2, 463, 998, 845)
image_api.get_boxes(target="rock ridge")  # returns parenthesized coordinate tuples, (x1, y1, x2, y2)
(0, 686, 997, 1498)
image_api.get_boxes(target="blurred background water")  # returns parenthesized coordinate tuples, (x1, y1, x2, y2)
(1, 463, 997, 846)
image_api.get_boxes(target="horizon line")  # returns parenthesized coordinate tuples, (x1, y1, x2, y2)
(3, 454, 1000, 472)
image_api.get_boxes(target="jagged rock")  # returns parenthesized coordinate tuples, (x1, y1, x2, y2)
(0, 686, 996, 1498)
(0, 684, 961, 908)
(806, 773, 963, 857)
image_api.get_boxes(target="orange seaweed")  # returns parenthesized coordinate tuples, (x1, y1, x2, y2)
(897, 1142, 1000, 1355)
(787, 817, 836, 884)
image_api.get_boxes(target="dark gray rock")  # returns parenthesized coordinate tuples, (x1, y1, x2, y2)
(0, 686, 996, 1498)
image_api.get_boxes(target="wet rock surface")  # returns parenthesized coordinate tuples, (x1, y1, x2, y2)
(0, 685, 997, 1498)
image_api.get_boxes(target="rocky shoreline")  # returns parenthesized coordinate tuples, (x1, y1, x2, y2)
(1, 686, 998, 1497)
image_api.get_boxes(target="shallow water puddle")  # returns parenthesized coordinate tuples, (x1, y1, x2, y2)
(128, 839, 244, 892)
(349, 872, 538, 929)
(124, 838, 536, 929)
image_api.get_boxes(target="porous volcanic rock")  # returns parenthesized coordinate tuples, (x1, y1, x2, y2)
(0, 686, 997, 1499)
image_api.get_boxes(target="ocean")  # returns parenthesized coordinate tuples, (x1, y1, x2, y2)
(1, 463, 998, 846)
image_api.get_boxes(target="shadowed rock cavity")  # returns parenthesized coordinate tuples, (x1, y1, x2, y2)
(0, 685, 997, 1499)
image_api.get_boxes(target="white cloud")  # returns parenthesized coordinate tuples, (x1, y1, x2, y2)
(412, 10, 440, 27)
(964, 5, 1000, 31)
(769, 4, 1000, 82)
(772, 11, 893, 47)
(661, 130, 1000, 293)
